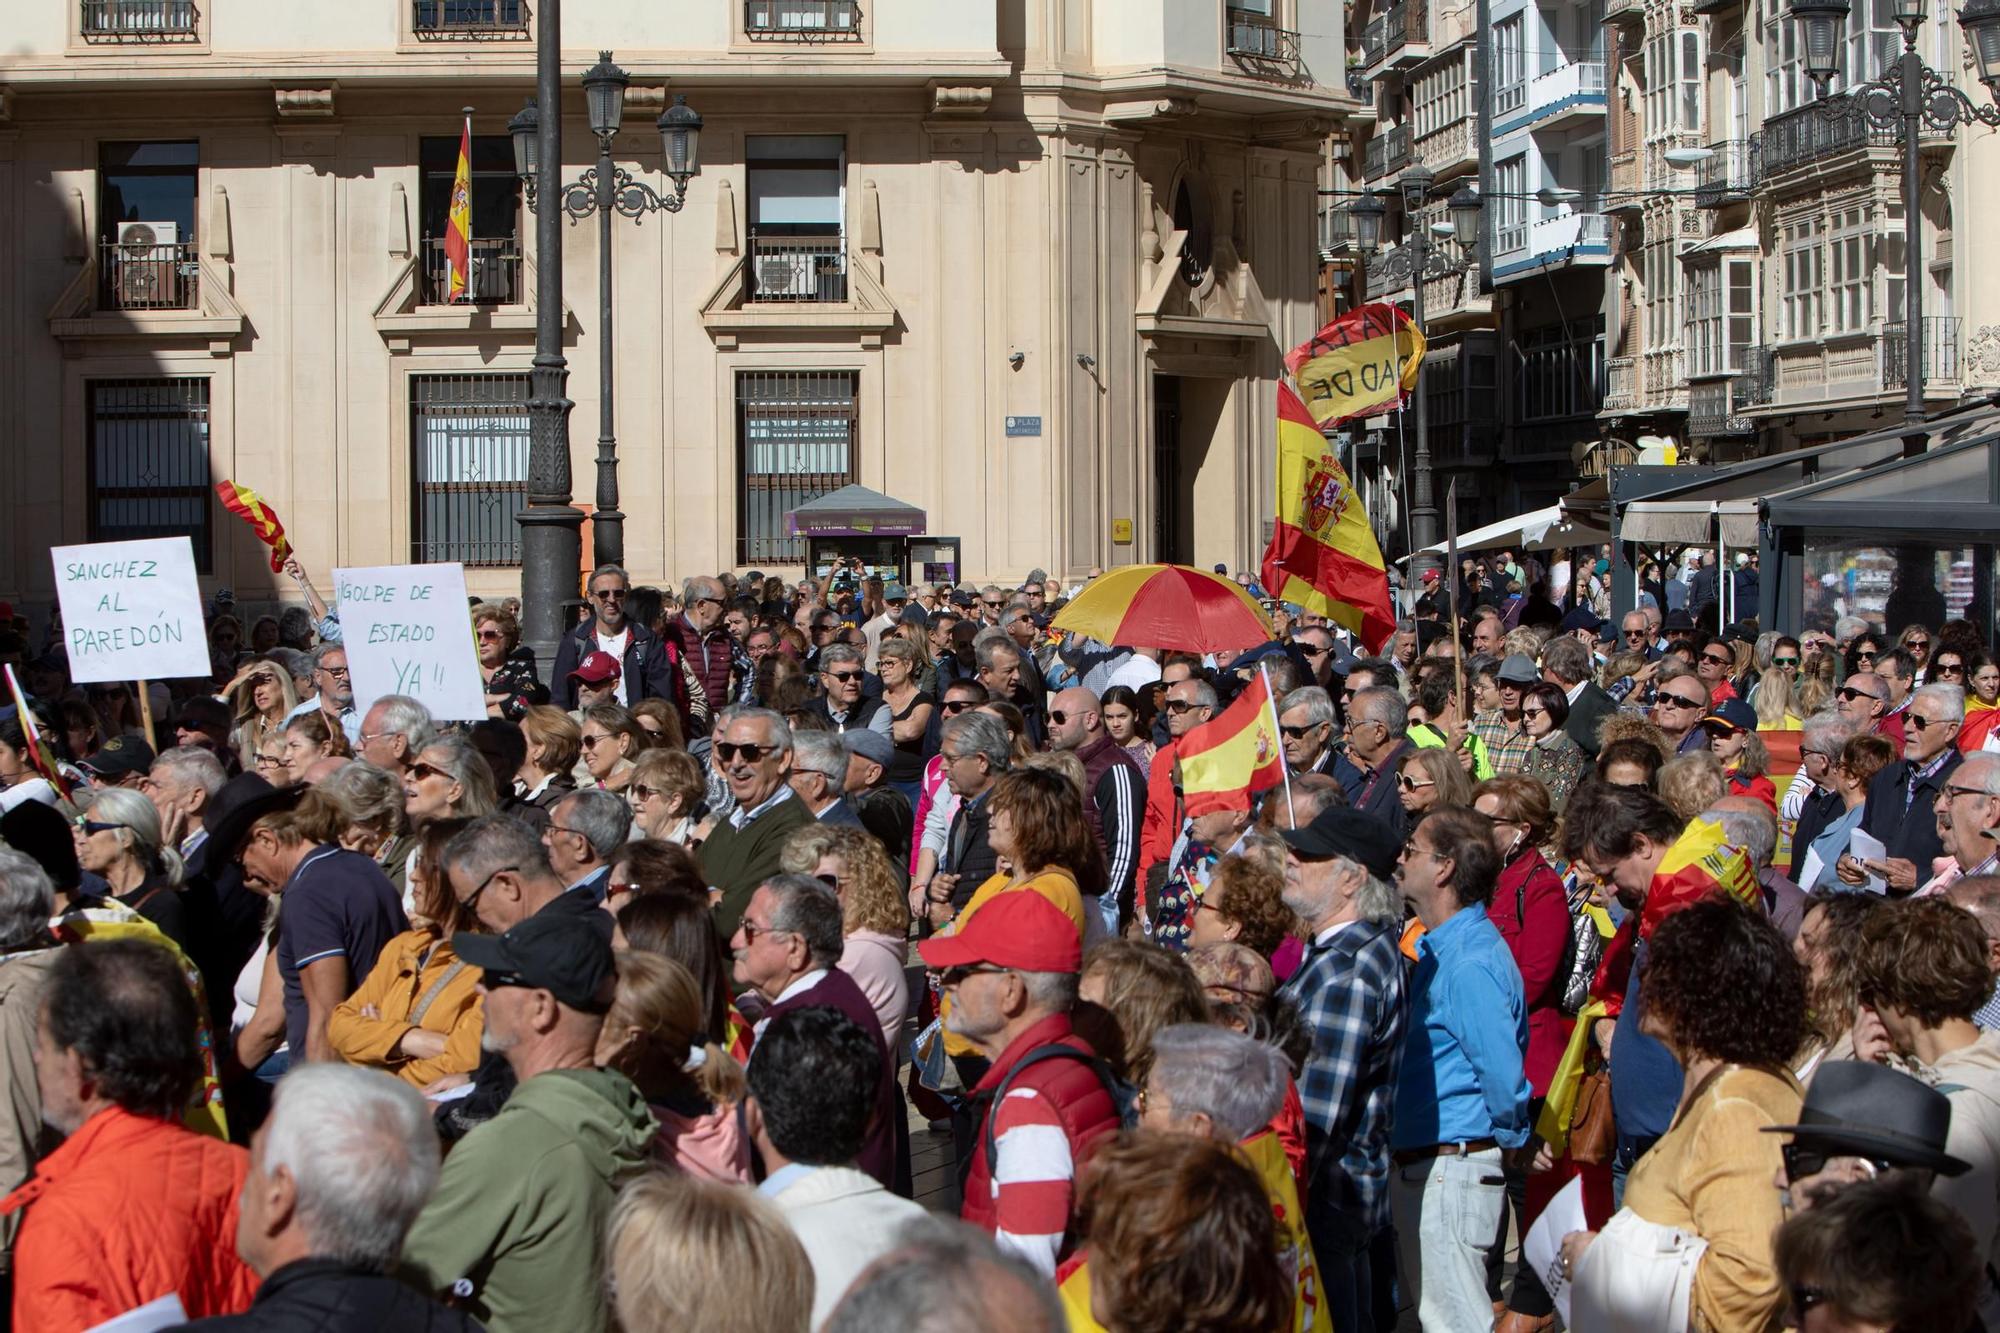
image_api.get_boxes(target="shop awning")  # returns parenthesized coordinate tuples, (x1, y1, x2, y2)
(1619, 498, 1762, 547)
(1405, 503, 1611, 560)
(785, 484, 927, 537)
(1691, 227, 1758, 254)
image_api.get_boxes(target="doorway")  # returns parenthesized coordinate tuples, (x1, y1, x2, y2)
(1151, 373, 1234, 567)
(1154, 376, 1185, 563)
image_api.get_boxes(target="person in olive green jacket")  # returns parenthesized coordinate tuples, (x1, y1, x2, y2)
(700, 708, 818, 939)
(399, 912, 654, 1333)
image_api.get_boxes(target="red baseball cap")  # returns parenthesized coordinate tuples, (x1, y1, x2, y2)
(917, 891, 1081, 974)
(569, 650, 622, 685)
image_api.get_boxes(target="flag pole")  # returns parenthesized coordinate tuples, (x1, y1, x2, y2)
(135, 680, 157, 753)
(1261, 661, 1295, 827)
(1446, 478, 1465, 747)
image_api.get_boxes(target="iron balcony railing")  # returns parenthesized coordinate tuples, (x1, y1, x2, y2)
(1360, 0, 1426, 65)
(1759, 95, 1948, 177)
(747, 234, 849, 303)
(99, 239, 200, 311)
(743, 0, 863, 39)
(81, 0, 198, 39)
(1687, 374, 1759, 436)
(1362, 123, 1412, 179)
(418, 237, 524, 307)
(1738, 347, 1777, 405)
(412, 0, 529, 38)
(1226, 8, 1302, 65)
(1882, 317, 1963, 389)
(1694, 139, 1758, 206)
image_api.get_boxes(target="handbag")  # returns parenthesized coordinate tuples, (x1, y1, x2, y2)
(1567, 1062, 1616, 1166)
(1571, 1207, 1710, 1333)
(911, 1015, 964, 1095)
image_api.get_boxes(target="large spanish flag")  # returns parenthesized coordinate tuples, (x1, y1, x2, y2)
(1285, 303, 1426, 430)
(1176, 670, 1287, 817)
(215, 479, 293, 572)
(444, 115, 474, 304)
(1259, 384, 1397, 651)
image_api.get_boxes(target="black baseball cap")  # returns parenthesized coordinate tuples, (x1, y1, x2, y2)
(455, 911, 616, 1012)
(80, 734, 155, 781)
(1279, 806, 1400, 880)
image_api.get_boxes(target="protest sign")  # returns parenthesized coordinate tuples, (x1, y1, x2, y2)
(51, 537, 211, 683)
(332, 562, 486, 722)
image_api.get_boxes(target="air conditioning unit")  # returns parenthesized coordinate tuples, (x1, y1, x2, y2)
(757, 255, 802, 295)
(114, 221, 180, 307)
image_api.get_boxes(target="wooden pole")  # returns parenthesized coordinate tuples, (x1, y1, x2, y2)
(1446, 480, 1465, 719)
(135, 680, 158, 753)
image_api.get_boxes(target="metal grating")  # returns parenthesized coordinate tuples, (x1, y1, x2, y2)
(411, 374, 531, 566)
(738, 370, 859, 565)
(87, 378, 212, 571)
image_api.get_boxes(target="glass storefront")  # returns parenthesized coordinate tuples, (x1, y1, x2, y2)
(1800, 535, 1993, 636)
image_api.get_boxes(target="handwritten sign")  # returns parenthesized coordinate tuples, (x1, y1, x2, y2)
(51, 537, 210, 683)
(332, 563, 486, 722)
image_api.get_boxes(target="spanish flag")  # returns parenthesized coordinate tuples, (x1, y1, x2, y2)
(215, 479, 292, 572)
(3, 665, 73, 802)
(444, 114, 474, 304)
(1259, 384, 1397, 651)
(1176, 670, 1287, 817)
(1285, 303, 1426, 430)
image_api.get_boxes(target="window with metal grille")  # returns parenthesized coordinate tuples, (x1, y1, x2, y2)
(738, 371, 858, 565)
(411, 374, 531, 566)
(417, 136, 524, 305)
(87, 378, 212, 571)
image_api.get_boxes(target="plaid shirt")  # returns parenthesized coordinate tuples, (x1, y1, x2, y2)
(1277, 917, 1410, 1234)
(1472, 709, 1538, 776)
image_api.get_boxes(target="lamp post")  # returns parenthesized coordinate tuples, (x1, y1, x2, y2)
(1345, 166, 1482, 580)
(511, 53, 702, 575)
(1789, 0, 2000, 432)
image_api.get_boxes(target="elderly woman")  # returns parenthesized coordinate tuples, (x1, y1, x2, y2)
(327, 815, 483, 1088)
(1399, 746, 1471, 817)
(1519, 681, 1588, 814)
(402, 733, 498, 829)
(1801, 734, 1896, 893)
(225, 657, 299, 773)
(579, 703, 648, 794)
(780, 823, 911, 1049)
(629, 748, 706, 847)
(316, 759, 415, 906)
(605, 1175, 811, 1333)
(475, 604, 546, 721)
(1563, 896, 1807, 1333)
(1076, 938, 1210, 1090)
(1184, 852, 1299, 962)
(598, 950, 751, 1182)
(518, 705, 581, 818)
(72, 786, 190, 953)
(604, 839, 708, 918)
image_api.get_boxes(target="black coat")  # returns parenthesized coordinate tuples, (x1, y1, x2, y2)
(548, 619, 682, 716)
(176, 1257, 485, 1332)
(1563, 681, 1618, 759)
(1862, 748, 1964, 888)
(1789, 784, 1845, 883)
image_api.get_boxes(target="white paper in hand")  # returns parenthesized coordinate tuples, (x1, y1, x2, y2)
(1521, 1174, 1588, 1330)
(1847, 828, 1890, 895)
(85, 1293, 189, 1333)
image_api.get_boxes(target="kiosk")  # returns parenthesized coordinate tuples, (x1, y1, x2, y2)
(786, 484, 960, 588)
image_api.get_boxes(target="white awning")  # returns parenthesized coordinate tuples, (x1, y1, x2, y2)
(1620, 497, 1760, 547)
(1402, 504, 1612, 560)
(1690, 228, 1759, 255)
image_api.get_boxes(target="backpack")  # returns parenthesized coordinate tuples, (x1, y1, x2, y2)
(961, 1043, 1133, 1191)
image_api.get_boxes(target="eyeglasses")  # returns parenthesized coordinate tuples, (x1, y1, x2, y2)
(1164, 699, 1206, 715)
(408, 761, 449, 782)
(1801, 747, 1837, 761)
(254, 753, 287, 770)
(1772, 656, 1799, 668)
(592, 588, 628, 601)
(1655, 693, 1705, 711)
(824, 670, 864, 684)
(739, 918, 797, 947)
(1303, 646, 1331, 659)
(1837, 686, 1880, 704)
(940, 700, 974, 715)
(1396, 774, 1436, 791)
(316, 665, 350, 680)
(693, 595, 724, 607)
(460, 864, 518, 914)
(1279, 723, 1321, 739)
(545, 824, 587, 842)
(715, 741, 776, 763)
(1942, 783, 1991, 801)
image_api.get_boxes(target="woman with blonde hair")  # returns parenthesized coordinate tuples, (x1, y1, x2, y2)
(1750, 666, 1802, 731)
(1794, 646, 1838, 717)
(597, 951, 751, 1183)
(72, 785, 189, 952)
(517, 705, 580, 819)
(1076, 938, 1211, 1088)
(605, 1173, 811, 1333)
(224, 656, 299, 772)
(1657, 751, 1727, 825)
(327, 815, 483, 1088)
(780, 824, 911, 1048)
(628, 748, 706, 846)
(1398, 746, 1472, 816)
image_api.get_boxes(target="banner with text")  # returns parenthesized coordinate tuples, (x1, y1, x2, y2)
(333, 563, 486, 722)
(51, 537, 211, 683)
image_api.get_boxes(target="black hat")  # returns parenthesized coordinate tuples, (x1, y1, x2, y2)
(1762, 1060, 1969, 1176)
(0, 800, 80, 893)
(454, 911, 615, 1012)
(171, 696, 232, 739)
(79, 734, 154, 781)
(1559, 606, 1603, 634)
(1279, 806, 1400, 880)
(1663, 609, 1697, 632)
(199, 775, 304, 873)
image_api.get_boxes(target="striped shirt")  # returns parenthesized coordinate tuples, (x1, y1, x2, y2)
(987, 1083, 1079, 1277)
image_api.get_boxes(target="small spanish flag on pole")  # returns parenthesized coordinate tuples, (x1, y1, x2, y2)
(215, 479, 293, 572)
(1176, 667, 1288, 817)
(444, 111, 474, 304)
(4, 665, 73, 802)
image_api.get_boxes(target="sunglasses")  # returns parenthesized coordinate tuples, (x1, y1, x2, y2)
(1837, 686, 1879, 703)
(630, 783, 659, 801)
(73, 818, 123, 835)
(1700, 652, 1733, 667)
(1772, 656, 1799, 667)
(941, 700, 974, 714)
(1396, 774, 1435, 791)
(1049, 709, 1073, 726)
(477, 629, 506, 642)
(1936, 662, 1965, 675)
(1906, 639, 1931, 650)
(824, 670, 864, 684)
(408, 761, 450, 782)
(1855, 650, 1879, 661)
(1164, 699, 1206, 715)
(1279, 723, 1320, 739)
(938, 963, 1010, 987)
(716, 741, 776, 763)
(1906, 713, 1947, 732)
(1780, 1141, 1894, 1184)
(1656, 693, 1705, 710)
(592, 588, 628, 601)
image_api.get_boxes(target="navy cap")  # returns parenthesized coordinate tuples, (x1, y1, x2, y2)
(1560, 606, 1603, 633)
(1702, 698, 1758, 733)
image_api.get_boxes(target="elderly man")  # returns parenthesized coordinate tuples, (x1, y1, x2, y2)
(919, 891, 1120, 1277)
(1469, 610, 1505, 659)
(701, 708, 819, 939)
(1619, 611, 1660, 663)
(1847, 682, 1966, 894)
(1047, 686, 1143, 934)
(1138, 675, 1218, 886)
(402, 912, 652, 1333)
(1389, 806, 1531, 1332)
(1911, 752, 2000, 895)
(145, 752, 260, 1030)
(922, 711, 1011, 921)
(1275, 807, 1408, 1333)
(730, 875, 901, 1192)
(1651, 664, 1713, 756)
(790, 730, 861, 827)
(1346, 687, 1415, 843)
(444, 815, 612, 935)
(1837, 669, 1895, 753)
(1543, 636, 1615, 759)
(1472, 655, 1539, 775)
(1788, 714, 1860, 882)
(662, 575, 736, 736)
(4, 939, 261, 1329)
(141, 745, 226, 864)
(550, 564, 704, 735)
(286, 644, 360, 748)
(974, 634, 1043, 749)
(814, 644, 886, 734)
(1279, 685, 1343, 780)
(193, 1065, 480, 1330)
(541, 789, 631, 905)
(1708, 795, 1810, 941)
(356, 694, 434, 778)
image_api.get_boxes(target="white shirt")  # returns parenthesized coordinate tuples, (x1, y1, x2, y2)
(595, 626, 634, 704)
(1104, 654, 1163, 692)
(753, 967, 831, 1041)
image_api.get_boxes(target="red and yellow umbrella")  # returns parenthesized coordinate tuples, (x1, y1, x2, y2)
(1052, 564, 1273, 655)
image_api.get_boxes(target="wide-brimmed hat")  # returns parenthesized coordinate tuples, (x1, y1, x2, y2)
(1762, 1059, 1969, 1176)
(199, 775, 306, 872)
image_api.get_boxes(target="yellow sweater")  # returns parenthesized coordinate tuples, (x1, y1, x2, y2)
(1621, 1064, 1802, 1333)
(326, 929, 484, 1087)
(941, 867, 1086, 1058)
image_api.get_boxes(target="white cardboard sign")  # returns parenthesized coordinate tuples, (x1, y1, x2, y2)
(332, 562, 487, 722)
(51, 537, 211, 683)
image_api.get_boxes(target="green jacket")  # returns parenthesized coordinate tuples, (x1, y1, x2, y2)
(401, 1068, 655, 1333)
(1409, 720, 1494, 781)
(701, 792, 818, 939)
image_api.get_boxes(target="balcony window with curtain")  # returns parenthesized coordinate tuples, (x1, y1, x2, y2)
(746, 135, 847, 303)
(418, 134, 522, 305)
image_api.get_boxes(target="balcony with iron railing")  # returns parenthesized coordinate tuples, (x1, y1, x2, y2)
(1515, 56, 1607, 130)
(418, 237, 523, 307)
(743, 0, 863, 39)
(1882, 317, 1963, 389)
(1226, 7, 1302, 69)
(747, 234, 849, 303)
(1362, 123, 1412, 180)
(1759, 95, 1949, 183)
(81, 0, 198, 39)
(412, 0, 529, 38)
(1687, 373, 1760, 435)
(98, 240, 200, 312)
(1602, 356, 1638, 412)
(1359, 0, 1429, 69)
(1694, 139, 1757, 207)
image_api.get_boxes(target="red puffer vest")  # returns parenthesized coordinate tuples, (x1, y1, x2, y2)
(960, 1014, 1121, 1235)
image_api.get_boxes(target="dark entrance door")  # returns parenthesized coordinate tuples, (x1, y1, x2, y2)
(1153, 375, 1185, 564)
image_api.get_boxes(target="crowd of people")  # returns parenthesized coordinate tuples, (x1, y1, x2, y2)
(0, 549, 1994, 1332)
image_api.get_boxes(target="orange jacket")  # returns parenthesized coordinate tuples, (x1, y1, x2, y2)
(1, 1106, 258, 1331)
